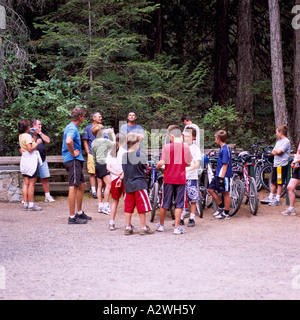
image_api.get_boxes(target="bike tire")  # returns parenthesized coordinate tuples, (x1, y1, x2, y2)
(196, 191, 204, 218)
(259, 164, 287, 197)
(260, 164, 272, 191)
(253, 161, 263, 191)
(150, 182, 159, 222)
(295, 185, 300, 198)
(229, 179, 244, 216)
(249, 177, 259, 215)
(169, 204, 175, 220)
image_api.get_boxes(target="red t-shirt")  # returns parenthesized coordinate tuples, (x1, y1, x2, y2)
(161, 142, 192, 184)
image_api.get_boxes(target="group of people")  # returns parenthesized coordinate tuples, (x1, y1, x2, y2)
(18, 108, 300, 235)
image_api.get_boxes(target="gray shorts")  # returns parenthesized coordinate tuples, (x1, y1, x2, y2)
(161, 183, 186, 209)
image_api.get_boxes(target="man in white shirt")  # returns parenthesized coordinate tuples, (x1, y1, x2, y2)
(183, 127, 201, 227)
(181, 115, 200, 147)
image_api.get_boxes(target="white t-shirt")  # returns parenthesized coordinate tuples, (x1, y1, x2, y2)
(186, 144, 201, 180)
(106, 147, 127, 181)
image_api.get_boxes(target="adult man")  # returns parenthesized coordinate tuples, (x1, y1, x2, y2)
(28, 119, 55, 203)
(181, 115, 201, 148)
(120, 111, 145, 153)
(83, 112, 104, 198)
(62, 107, 91, 224)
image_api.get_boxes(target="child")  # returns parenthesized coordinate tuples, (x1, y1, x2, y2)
(282, 139, 300, 215)
(91, 124, 115, 214)
(207, 130, 232, 219)
(184, 127, 201, 227)
(106, 133, 127, 230)
(261, 125, 291, 206)
(156, 125, 193, 235)
(119, 133, 153, 235)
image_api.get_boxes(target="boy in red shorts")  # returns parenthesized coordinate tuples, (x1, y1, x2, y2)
(156, 125, 192, 235)
(119, 133, 153, 235)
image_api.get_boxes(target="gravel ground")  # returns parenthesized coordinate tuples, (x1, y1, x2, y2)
(1, 190, 300, 300)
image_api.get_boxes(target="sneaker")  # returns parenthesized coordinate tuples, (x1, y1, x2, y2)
(260, 196, 274, 204)
(269, 199, 281, 206)
(281, 207, 296, 216)
(92, 192, 97, 199)
(187, 218, 195, 227)
(156, 223, 165, 232)
(28, 204, 42, 211)
(173, 226, 187, 235)
(102, 206, 111, 215)
(124, 227, 134, 235)
(213, 208, 225, 216)
(172, 219, 184, 226)
(76, 211, 92, 220)
(68, 216, 87, 224)
(109, 222, 116, 231)
(215, 211, 230, 219)
(98, 205, 103, 213)
(23, 203, 28, 211)
(140, 225, 154, 235)
(45, 195, 55, 202)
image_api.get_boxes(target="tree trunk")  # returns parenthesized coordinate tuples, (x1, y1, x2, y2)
(268, 0, 288, 129)
(212, 0, 230, 106)
(88, 0, 93, 98)
(0, 34, 5, 110)
(236, 0, 254, 118)
(0, 5, 6, 111)
(293, 0, 300, 147)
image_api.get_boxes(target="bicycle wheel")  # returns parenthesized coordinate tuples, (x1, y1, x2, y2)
(150, 181, 159, 222)
(229, 179, 244, 216)
(249, 177, 259, 215)
(169, 204, 175, 220)
(196, 191, 204, 218)
(260, 164, 272, 191)
(253, 161, 263, 191)
(295, 185, 300, 198)
(260, 164, 287, 196)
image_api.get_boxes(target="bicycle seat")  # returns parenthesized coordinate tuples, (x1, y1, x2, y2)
(238, 151, 251, 161)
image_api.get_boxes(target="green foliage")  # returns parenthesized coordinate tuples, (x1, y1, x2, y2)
(0, 0, 285, 155)
(0, 57, 87, 155)
(202, 101, 264, 150)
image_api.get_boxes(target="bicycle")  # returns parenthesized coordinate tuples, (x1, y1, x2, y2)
(232, 151, 259, 215)
(147, 160, 170, 223)
(198, 155, 214, 209)
(209, 151, 244, 217)
(250, 141, 274, 191)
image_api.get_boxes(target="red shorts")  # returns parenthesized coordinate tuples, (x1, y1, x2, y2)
(124, 189, 152, 214)
(111, 178, 125, 199)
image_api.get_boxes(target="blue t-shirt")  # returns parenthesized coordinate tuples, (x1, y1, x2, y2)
(216, 144, 232, 178)
(62, 122, 85, 163)
(120, 123, 145, 151)
(83, 124, 108, 154)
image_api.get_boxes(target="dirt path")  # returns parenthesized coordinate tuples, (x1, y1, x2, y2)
(1, 190, 300, 300)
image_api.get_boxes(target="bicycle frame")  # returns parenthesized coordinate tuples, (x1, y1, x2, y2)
(242, 163, 253, 196)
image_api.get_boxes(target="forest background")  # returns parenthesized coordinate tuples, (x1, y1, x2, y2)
(0, 0, 300, 156)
